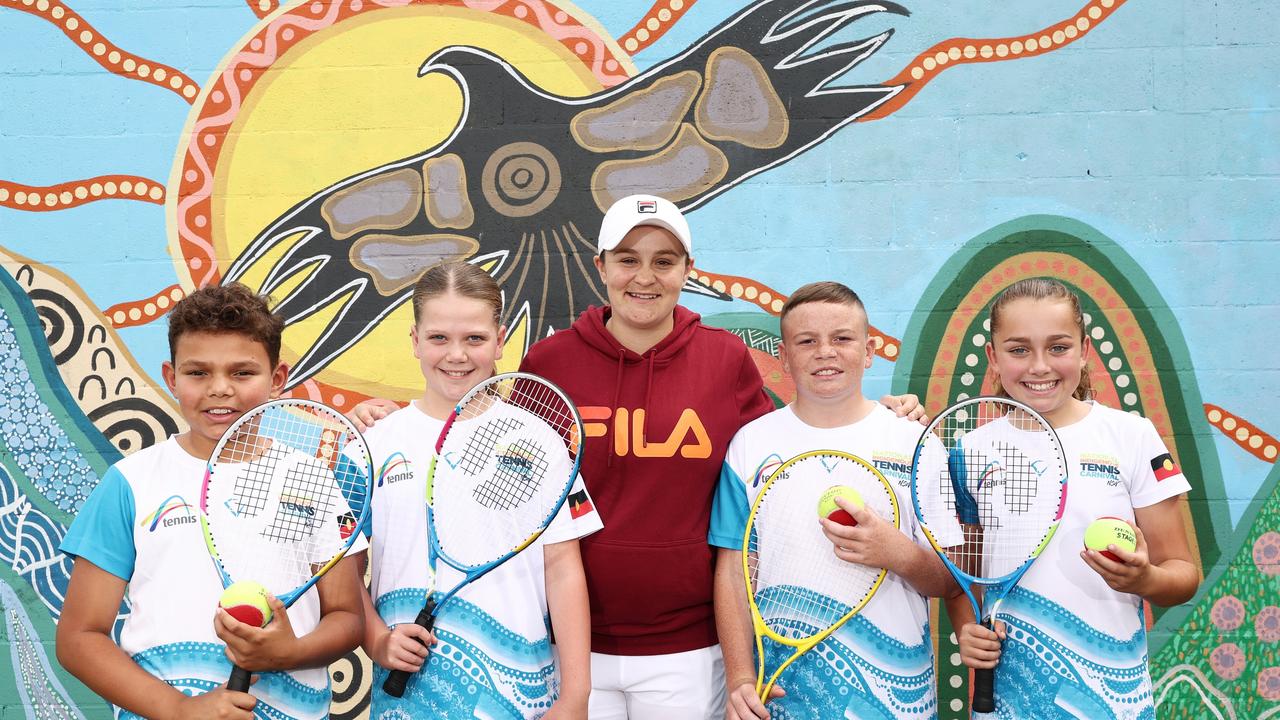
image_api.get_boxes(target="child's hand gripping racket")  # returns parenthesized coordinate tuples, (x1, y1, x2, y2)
(200, 399, 373, 692)
(381, 372, 583, 698)
(909, 396, 1067, 713)
(743, 450, 898, 705)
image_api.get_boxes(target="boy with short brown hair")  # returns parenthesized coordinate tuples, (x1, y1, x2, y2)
(57, 283, 364, 720)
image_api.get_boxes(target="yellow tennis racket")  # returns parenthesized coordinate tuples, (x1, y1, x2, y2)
(742, 449, 898, 704)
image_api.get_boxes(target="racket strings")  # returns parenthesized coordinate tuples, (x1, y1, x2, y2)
(459, 417, 522, 476)
(205, 403, 371, 595)
(261, 453, 340, 543)
(473, 437, 550, 510)
(747, 455, 892, 640)
(919, 400, 1065, 581)
(230, 446, 276, 517)
(432, 377, 580, 569)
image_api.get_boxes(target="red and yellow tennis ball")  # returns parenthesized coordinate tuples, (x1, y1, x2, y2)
(219, 581, 273, 628)
(817, 486, 864, 526)
(1084, 517, 1137, 562)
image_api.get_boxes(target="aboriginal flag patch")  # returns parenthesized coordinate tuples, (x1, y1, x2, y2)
(568, 490, 594, 519)
(337, 511, 358, 540)
(1150, 453, 1180, 482)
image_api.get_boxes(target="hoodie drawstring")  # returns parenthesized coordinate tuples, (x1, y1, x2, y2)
(642, 352, 656, 449)
(607, 350, 625, 468)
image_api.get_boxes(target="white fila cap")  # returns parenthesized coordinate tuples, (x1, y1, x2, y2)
(596, 194, 693, 255)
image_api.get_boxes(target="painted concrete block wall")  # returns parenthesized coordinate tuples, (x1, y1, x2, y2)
(0, 0, 1276, 717)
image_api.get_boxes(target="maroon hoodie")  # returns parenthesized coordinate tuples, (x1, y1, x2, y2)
(520, 305, 774, 655)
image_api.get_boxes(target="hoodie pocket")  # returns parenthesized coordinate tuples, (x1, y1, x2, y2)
(581, 537, 715, 637)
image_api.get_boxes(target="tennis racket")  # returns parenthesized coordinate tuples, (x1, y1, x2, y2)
(381, 372, 583, 698)
(909, 396, 1067, 713)
(200, 399, 373, 692)
(743, 450, 898, 704)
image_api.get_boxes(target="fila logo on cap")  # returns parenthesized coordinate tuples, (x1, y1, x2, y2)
(637, 199, 657, 213)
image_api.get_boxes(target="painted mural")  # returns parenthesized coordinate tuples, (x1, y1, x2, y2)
(0, 0, 1276, 717)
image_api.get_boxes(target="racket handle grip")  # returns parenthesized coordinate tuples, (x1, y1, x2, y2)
(971, 667, 996, 713)
(381, 598, 438, 698)
(227, 664, 252, 693)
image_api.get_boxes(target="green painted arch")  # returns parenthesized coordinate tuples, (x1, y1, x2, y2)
(894, 215, 1227, 578)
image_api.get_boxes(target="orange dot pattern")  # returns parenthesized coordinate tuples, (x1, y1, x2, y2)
(103, 285, 185, 329)
(3, 0, 201, 103)
(1205, 404, 1279, 464)
(689, 268, 901, 361)
(284, 378, 378, 414)
(862, 0, 1126, 122)
(923, 252, 1166, 441)
(246, 0, 278, 20)
(0, 175, 164, 211)
(174, 0, 634, 289)
(618, 0, 695, 55)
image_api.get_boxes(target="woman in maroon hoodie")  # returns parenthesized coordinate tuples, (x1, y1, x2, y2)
(519, 195, 921, 719)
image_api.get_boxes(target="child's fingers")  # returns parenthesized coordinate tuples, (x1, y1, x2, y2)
(818, 517, 858, 543)
(959, 633, 1002, 655)
(396, 623, 436, 648)
(213, 609, 255, 641)
(389, 646, 425, 672)
(963, 652, 1001, 669)
(393, 633, 431, 659)
(1081, 548, 1133, 577)
(959, 622, 1002, 646)
(227, 687, 258, 709)
(727, 684, 771, 720)
(263, 596, 294, 633)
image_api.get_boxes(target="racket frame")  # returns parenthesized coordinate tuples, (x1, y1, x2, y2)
(909, 395, 1067, 713)
(381, 371, 583, 697)
(741, 449, 897, 704)
(198, 398, 374, 692)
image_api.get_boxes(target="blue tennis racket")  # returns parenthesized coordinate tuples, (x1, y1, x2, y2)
(200, 399, 373, 692)
(381, 372, 583, 698)
(910, 396, 1067, 713)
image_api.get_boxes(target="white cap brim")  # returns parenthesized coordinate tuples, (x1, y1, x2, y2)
(596, 194, 692, 255)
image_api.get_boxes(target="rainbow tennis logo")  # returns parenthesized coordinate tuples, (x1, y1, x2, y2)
(140, 495, 197, 532)
(750, 454, 784, 488)
(378, 453, 413, 487)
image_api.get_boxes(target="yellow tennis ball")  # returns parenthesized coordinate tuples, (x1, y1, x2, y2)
(1084, 517, 1137, 562)
(817, 485, 864, 526)
(219, 581, 272, 628)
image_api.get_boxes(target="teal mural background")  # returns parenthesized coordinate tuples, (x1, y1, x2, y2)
(0, 0, 1276, 717)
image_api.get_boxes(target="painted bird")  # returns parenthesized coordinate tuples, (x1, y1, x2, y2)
(225, 0, 909, 387)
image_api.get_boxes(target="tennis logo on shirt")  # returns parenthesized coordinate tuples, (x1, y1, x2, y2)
(1080, 453, 1122, 485)
(377, 453, 413, 487)
(750, 454, 785, 489)
(1150, 452, 1181, 482)
(871, 451, 912, 486)
(140, 495, 198, 532)
(580, 406, 711, 459)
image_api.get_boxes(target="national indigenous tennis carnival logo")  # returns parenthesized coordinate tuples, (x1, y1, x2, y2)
(377, 453, 413, 487)
(140, 495, 198, 532)
(1079, 453, 1123, 485)
(871, 451, 913, 487)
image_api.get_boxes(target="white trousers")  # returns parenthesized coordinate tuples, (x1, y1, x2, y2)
(587, 646, 726, 719)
